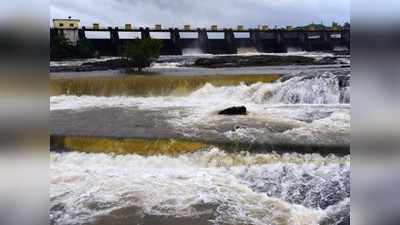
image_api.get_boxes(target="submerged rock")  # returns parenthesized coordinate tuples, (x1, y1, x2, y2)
(50, 59, 132, 73)
(194, 55, 337, 68)
(218, 106, 247, 115)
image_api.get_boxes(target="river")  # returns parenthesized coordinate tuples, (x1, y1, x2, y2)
(50, 51, 350, 225)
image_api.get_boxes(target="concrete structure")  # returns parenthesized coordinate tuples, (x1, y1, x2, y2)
(51, 23, 350, 55)
(52, 17, 80, 29)
(125, 24, 132, 30)
(52, 17, 80, 45)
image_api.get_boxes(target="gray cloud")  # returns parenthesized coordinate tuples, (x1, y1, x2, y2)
(50, 0, 350, 28)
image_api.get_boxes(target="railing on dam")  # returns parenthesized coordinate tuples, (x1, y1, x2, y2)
(51, 26, 350, 55)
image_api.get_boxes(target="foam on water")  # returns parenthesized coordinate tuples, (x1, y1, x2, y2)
(50, 71, 349, 111)
(50, 69, 350, 224)
(50, 72, 350, 146)
(50, 148, 349, 225)
(150, 62, 183, 68)
(182, 48, 205, 55)
(50, 51, 340, 69)
(50, 57, 121, 67)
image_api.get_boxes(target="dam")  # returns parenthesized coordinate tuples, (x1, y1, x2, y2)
(51, 23, 350, 56)
(50, 10, 350, 225)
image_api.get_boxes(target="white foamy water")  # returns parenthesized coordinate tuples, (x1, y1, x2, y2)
(50, 51, 342, 69)
(51, 71, 349, 111)
(150, 62, 183, 68)
(182, 48, 205, 55)
(50, 70, 350, 224)
(50, 72, 350, 145)
(50, 148, 349, 225)
(215, 51, 335, 59)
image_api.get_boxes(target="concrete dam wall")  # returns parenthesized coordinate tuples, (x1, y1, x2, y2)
(51, 27, 350, 56)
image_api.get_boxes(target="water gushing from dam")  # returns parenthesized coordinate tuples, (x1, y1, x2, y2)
(182, 47, 204, 55)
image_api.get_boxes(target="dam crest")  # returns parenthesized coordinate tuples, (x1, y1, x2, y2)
(51, 23, 350, 56)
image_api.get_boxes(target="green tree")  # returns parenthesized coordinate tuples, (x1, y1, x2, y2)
(50, 32, 96, 60)
(75, 39, 96, 58)
(122, 38, 162, 72)
(50, 32, 75, 60)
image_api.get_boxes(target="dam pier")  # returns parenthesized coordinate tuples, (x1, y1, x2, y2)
(51, 22, 350, 56)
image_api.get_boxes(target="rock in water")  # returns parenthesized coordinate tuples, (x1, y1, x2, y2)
(218, 106, 247, 115)
(194, 55, 317, 68)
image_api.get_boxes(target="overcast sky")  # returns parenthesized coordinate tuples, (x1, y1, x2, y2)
(50, 0, 350, 28)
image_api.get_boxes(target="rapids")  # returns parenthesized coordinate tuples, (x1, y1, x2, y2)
(50, 70, 350, 110)
(50, 62, 350, 224)
(50, 70, 350, 154)
(50, 148, 349, 225)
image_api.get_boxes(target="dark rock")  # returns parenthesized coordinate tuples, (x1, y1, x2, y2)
(218, 106, 247, 115)
(194, 55, 318, 68)
(315, 56, 341, 65)
(231, 125, 244, 132)
(50, 59, 132, 73)
(333, 50, 350, 56)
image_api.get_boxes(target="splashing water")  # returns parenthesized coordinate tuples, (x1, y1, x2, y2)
(50, 70, 350, 225)
(182, 48, 205, 55)
(271, 74, 348, 104)
(50, 71, 350, 111)
(50, 148, 349, 225)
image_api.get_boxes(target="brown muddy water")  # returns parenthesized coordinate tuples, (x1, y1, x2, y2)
(50, 74, 281, 97)
(50, 61, 350, 225)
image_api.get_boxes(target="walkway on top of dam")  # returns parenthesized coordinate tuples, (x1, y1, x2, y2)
(51, 24, 350, 55)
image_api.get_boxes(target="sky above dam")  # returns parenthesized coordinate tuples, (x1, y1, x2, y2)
(50, 0, 350, 28)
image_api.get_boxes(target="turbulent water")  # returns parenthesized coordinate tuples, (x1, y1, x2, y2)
(50, 51, 349, 78)
(50, 57, 350, 225)
(50, 70, 350, 149)
(51, 70, 350, 110)
(50, 149, 349, 225)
